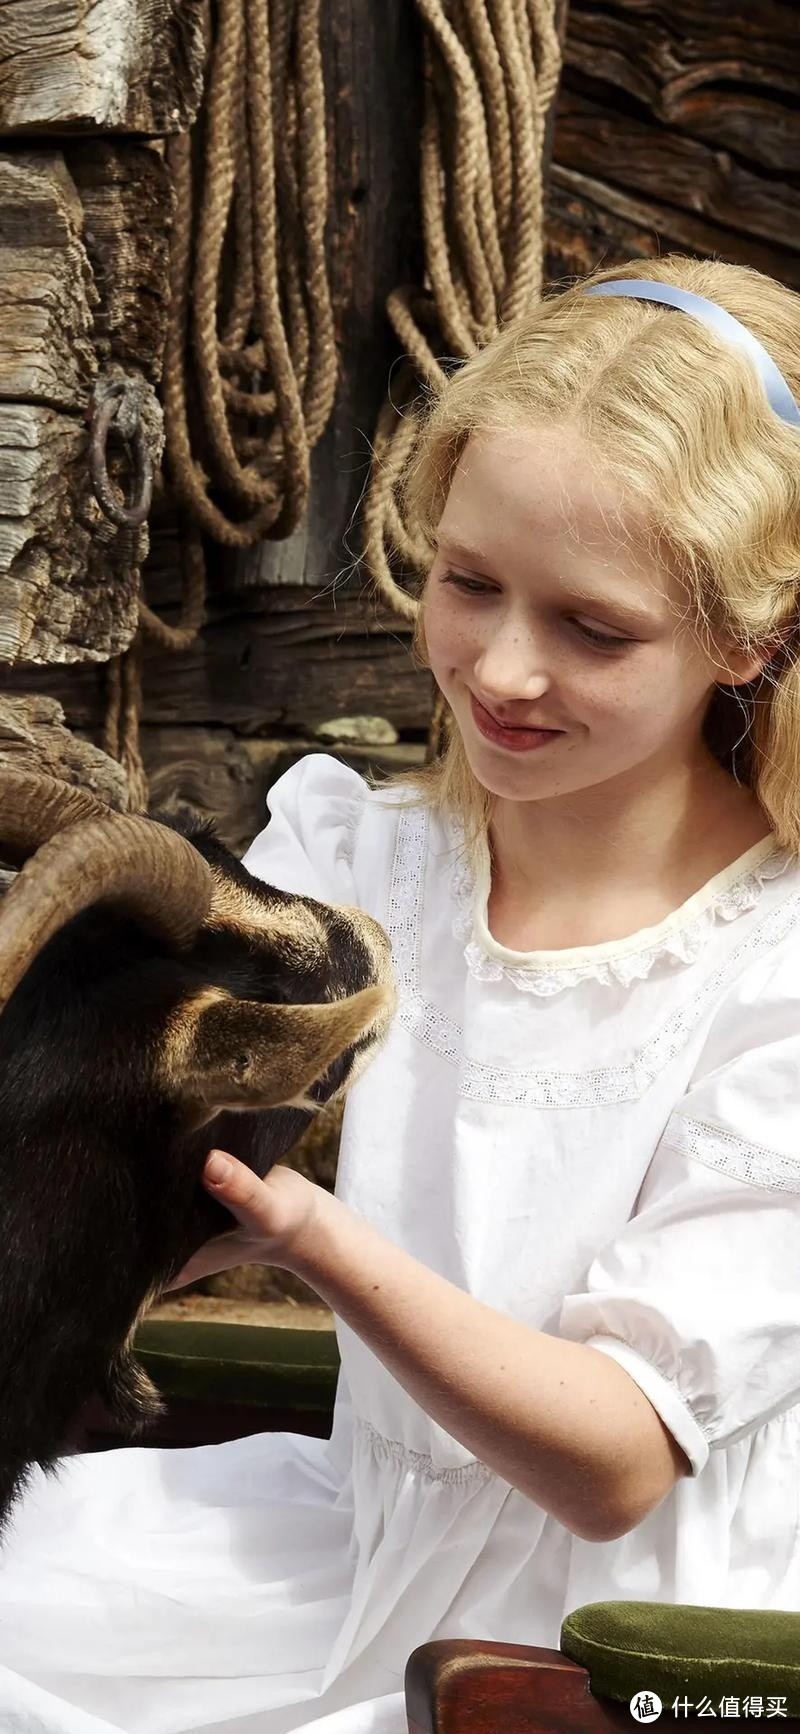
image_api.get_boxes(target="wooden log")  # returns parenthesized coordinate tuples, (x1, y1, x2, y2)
(0, 402, 143, 664)
(65, 142, 175, 383)
(545, 164, 800, 291)
(0, 153, 96, 411)
(138, 725, 426, 854)
(0, 694, 127, 809)
(553, 88, 799, 258)
(563, 0, 800, 175)
(3, 587, 433, 731)
(0, 149, 171, 664)
(0, 0, 208, 137)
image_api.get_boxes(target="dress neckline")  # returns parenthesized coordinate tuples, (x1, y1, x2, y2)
(471, 832, 783, 968)
(442, 813, 793, 997)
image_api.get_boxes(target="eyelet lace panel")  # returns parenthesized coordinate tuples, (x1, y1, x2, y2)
(385, 803, 800, 1106)
(446, 823, 792, 997)
(666, 1114, 800, 1194)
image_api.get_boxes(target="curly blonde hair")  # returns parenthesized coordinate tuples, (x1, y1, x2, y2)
(364, 254, 800, 867)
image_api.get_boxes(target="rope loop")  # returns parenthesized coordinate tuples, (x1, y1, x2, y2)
(104, 0, 337, 810)
(364, 0, 562, 623)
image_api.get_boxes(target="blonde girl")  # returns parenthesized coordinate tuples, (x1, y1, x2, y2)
(1, 254, 799, 1734)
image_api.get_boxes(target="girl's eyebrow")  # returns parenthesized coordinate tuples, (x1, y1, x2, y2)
(432, 533, 491, 566)
(433, 535, 661, 633)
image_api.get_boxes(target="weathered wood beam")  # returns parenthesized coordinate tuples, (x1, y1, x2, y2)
(0, 147, 172, 665)
(4, 587, 432, 733)
(65, 143, 175, 383)
(139, 727, 426, 854)
(0, 401, 142, 664)
(563, 0, 800, 174)
(555, 88, 798, 258)
(0, 0, 208, 136)
(0, 154, 96, 411)
(547, 2, 800, 285)
(545, 164, 800, 290)
(0, 695, 127, 809)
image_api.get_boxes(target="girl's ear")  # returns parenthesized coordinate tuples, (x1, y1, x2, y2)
(717, 637, 787, 689)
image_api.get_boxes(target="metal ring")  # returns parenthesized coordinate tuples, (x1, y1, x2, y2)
(89, 387, 154, 529)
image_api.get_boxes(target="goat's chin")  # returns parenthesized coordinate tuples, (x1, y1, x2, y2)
(181, 1094, 323, 1131)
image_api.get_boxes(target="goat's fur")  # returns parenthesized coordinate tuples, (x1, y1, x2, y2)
(0, 784, 395, 1538)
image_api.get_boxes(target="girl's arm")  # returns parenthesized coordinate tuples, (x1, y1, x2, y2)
(201, 1153, 689, 1543)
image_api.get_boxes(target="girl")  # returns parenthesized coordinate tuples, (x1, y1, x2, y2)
(1, 252, 800, 1733)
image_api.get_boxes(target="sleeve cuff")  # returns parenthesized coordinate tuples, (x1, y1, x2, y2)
(584, 1335, 711, 1477)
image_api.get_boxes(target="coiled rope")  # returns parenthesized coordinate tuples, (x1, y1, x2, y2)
(361, 0, 562, 761)
(105, 0, 336, 810)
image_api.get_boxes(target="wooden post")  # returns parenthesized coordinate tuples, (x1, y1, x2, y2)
(0, 0, 206, 792)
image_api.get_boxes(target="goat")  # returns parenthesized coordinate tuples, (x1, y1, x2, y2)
(0, 768, 396, 1538)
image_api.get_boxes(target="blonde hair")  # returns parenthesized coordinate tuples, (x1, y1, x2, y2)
(364, 254, 800, 869)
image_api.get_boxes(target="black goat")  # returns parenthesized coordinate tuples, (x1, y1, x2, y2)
(0, 770, 395, 1537)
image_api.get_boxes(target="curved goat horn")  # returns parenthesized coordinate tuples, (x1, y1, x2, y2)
(0, 785, 214, 1013)
(0, 770, 109, 865)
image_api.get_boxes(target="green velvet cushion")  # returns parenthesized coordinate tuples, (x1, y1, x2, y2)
(133, 1319, 340, 1416)
(561, 1601, 800, 1716)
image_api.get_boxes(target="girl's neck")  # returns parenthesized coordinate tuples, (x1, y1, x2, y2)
(486, 755, 772, 946)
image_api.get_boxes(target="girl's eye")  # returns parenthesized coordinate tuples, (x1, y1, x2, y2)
(575, 620, 633, 649)
(438, 572, 634, 650)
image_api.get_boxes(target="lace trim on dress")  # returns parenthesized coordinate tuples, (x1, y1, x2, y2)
(446, 823, 792, 997)
(666, 1114, 800, 1194)
(386, 805, 800, 1105)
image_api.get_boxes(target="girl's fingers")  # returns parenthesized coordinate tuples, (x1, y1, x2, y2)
(201, 1149, 267, 1229)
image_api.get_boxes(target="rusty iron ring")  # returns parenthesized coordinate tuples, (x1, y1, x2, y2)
(89, 387, 154, 529)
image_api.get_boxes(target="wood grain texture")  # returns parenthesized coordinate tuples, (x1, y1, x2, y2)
(564, 0, 800, 173)
(66, 142, 175, 382)
(0, 401, 143, 664)
(0, 0, 208, 135)
(237, 0, 424, 590)
(545, 164, 800, 290)
(547, 0, 800, 283)
(140, 727, 426, 855)
(3, 583, 433, 728)
(403, 1639, 722, 1732)
(0, 147, 172, 664)
(0, 694, 127, 809)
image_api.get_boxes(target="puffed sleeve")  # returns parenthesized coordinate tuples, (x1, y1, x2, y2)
(558, 943, 800, 1477)
(240, 751, 369, 906)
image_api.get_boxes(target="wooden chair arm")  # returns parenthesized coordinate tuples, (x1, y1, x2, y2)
(404, 1639, 713, 1732)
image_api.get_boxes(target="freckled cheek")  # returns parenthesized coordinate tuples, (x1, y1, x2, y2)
(576, 667, 655, 729)
(423, 606, 476, 673)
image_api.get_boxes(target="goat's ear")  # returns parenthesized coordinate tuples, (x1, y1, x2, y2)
(162, 985, 387, 1113)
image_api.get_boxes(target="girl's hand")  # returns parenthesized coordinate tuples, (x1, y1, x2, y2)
(202, 1152, 322, 1266)
(163, 1154, 324, 1293)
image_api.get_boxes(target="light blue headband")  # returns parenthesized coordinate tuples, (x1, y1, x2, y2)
(584, 279, 800, 430)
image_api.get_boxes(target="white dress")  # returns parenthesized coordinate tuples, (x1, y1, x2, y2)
(1, 750, 800, 1734)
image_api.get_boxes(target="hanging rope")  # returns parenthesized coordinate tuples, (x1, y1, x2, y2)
(362, 0, 562, 762)
(103, 0, 337, 810)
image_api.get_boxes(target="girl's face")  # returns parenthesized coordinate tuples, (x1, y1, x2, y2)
(422, 425, 761, 807)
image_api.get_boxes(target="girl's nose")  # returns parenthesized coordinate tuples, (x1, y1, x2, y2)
(473, 633, 551, 700)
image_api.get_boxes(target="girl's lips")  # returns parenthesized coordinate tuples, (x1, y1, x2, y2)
(469, 693, 566, 751)
(475, 697, 559, 731)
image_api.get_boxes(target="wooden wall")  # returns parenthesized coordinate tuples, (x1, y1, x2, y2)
(4, 1, 799, 856)
(2, 0, 433, 851)
(546, 0, 799, 288)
